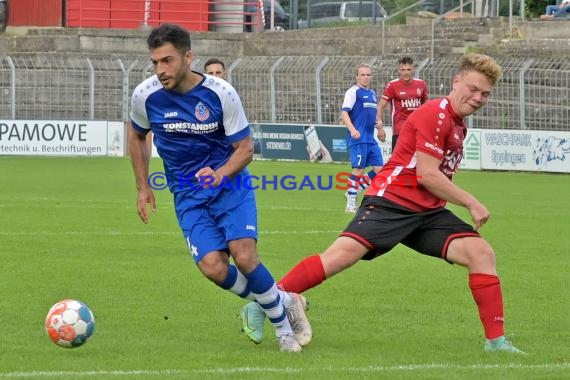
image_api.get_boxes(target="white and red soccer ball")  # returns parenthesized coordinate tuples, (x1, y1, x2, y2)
(45, 299, 95, 348)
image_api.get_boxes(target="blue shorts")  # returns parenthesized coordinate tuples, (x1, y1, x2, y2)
(349, 143, 384, 169)
(174, 187, 258, 263)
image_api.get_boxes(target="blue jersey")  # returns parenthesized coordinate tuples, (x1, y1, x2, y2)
(342, 85, 378, 146)
(130, 73, 250, 193)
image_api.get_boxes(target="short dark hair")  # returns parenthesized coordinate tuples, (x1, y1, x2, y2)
(147, 24, 191, 54)
(204, 58, 225, 71)
(398, 56, 414, 65)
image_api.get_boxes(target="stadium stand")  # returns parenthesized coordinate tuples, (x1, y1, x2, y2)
(0, 17, 569, 131)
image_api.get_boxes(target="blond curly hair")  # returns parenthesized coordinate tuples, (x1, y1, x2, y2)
(459, 54, 502, 86)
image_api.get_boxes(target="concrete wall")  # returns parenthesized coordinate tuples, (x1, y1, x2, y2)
(2, 17, 569, 58)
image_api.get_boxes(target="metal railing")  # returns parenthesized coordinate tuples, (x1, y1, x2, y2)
(380, 0, 428, 56)
(1, 54, 568, 131)
(430, 0, 474, 60)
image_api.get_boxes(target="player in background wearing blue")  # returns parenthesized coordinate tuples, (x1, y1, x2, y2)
(128, 24, 309, 352)
(342, 64, 386, 213)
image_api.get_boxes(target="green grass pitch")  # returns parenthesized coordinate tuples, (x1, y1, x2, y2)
(0, 156, 569, 379)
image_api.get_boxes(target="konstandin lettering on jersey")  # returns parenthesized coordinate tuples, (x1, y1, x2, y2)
(130, 74, 251, 192)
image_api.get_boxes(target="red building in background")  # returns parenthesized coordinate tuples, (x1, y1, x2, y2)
(3, 0, 250, 32)
(66, 0, 210, 31)
(7, 0, 62, 27)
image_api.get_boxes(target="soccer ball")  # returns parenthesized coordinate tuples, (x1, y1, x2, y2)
(45, 299, 95, 348)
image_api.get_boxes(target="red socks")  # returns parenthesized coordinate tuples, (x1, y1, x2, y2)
(277, 255, 326, 294)
(469, 273, 505, 339)
(278, 259, 506, 340)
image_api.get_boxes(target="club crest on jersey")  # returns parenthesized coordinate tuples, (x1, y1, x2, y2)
(195, 102, 210, 121)
(417, 88, 422, 96)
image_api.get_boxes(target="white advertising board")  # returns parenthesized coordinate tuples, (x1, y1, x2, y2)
(0, 120, 108, 156)
(480, 129, 570, 173)
(107, 122, 125, 157)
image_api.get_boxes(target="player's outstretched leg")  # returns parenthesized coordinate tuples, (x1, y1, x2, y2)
(284, 292, 312, 346)
(468, 273, 525, 354)
(484, 336, 526, 354)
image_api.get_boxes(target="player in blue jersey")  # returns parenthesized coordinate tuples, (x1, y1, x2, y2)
(342, 63, 386, 213)
(127, 24, 309, 352)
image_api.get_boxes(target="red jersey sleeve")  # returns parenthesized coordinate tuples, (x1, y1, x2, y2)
(381, 82, 395, 102)
(414, 105, 449, 160)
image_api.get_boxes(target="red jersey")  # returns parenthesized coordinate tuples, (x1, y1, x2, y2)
(365, 97, 465, 212)
(381, 78, 428, 136)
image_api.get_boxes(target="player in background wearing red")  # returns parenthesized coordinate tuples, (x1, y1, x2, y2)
(377, 56, 428, 152)
(240, 54, 525, 354)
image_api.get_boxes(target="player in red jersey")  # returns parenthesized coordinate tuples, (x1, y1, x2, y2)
(240, 54, 525, 354)
(377, 57, 428, 151)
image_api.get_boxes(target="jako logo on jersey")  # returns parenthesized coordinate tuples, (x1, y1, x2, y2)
(195, 102, 210, 121)
(246, 225, 256, 231)
(164, 111, 178, 118)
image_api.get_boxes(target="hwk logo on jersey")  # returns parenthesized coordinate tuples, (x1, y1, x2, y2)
(195, 102, 210, 121)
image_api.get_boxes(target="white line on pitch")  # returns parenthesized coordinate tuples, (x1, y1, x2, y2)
(1, 363, 569, 377)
